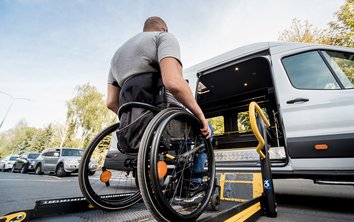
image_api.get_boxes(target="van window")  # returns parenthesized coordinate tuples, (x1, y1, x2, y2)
(237, 109, 268, 133)
(282, 51, 340, 90)
(322, 51, 354, 89)
(207, 116, 224, 135)
(237, 111, 251, 133)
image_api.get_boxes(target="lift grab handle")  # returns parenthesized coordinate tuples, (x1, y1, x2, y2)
(249, 101, 271, 159)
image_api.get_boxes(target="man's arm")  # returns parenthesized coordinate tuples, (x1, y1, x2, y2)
(106, 83, 121, 114)
(160, 57, 211, 138)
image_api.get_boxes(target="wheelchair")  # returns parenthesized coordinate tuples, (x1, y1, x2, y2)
(78, 100, 216, 221)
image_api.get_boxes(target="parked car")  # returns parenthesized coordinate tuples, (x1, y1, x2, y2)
(11, 152, 40, 173)
(33, 148, 92, 177)
(103, 141, 139, 187)
(1, 154, 19, 172)
(103, 147, 131, 171)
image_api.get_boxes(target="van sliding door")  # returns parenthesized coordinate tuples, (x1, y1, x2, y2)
(270, 49, 354, 162)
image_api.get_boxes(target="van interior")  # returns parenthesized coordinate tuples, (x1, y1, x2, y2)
(196, 56, 286, 167)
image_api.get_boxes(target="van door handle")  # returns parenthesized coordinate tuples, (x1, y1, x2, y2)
(286, 98, 309, 104)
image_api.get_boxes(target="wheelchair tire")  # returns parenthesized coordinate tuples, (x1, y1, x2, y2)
(138, 108, 215, 221)
(78, 123, 141, 211)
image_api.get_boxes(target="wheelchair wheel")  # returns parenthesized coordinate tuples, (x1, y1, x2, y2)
(138, 108, 215, 221)
(78, 123, 141, 211)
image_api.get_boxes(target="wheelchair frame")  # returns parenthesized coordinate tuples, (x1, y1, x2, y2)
(78, 102, 217, 221)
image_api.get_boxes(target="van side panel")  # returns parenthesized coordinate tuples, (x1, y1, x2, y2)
(270, 47, 354, 162)
(288, 133, 354, 158)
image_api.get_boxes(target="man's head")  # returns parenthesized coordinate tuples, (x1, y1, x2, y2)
(143, 16, 168, 32)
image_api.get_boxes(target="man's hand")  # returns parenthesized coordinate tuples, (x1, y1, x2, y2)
(199, 116, 211, 139)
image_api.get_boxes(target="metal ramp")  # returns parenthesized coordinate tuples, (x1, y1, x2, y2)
(0, 101, 276, 222)
(1, 173, 262, 222)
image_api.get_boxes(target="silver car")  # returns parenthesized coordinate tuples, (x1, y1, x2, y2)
(34, 148, 95, 177)
(1, 154, 19, 172)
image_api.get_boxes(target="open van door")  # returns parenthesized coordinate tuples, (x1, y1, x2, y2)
(270, 45, 354, 173)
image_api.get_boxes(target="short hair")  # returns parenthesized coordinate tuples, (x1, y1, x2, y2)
(143, 16, 168, 32)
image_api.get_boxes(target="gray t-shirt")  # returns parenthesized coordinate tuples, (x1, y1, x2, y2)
(108, 32, 181, 87)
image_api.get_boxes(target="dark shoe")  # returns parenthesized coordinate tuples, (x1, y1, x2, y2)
(173, 191, 205, 206)
(172, 183, 206, 206)
(178, 183, 206, 199)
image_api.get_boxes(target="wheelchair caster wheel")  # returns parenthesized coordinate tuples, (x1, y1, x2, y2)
(210, 193, 220, 211)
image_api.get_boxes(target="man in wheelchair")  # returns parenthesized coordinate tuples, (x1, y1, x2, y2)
(105, 16, 211, 203)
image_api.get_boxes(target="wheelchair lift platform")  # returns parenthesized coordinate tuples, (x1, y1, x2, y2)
(1, 102, 276, 222)
(0, 172, 264, 222)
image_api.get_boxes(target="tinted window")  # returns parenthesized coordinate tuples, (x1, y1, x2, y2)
(9, 156, 18, 161)
(322, 50, 354, 89)
(28, 153, 39, 159)
(62, 149, 82, 156)
(282, 51, 340, 89)
(46, 151, 55, 157)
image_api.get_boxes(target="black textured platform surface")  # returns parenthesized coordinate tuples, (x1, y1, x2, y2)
(30, 200, 243, 222)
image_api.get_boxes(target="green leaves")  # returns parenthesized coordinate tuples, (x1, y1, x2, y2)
(63, 83, 117, 149)
(279, 0, 354, 47)
(0, 83, 117, 158)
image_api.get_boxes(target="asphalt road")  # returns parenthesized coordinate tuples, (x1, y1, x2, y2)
(1, 172, 354, 221)
(258, 179, 354, 222)
(0, 171, 82, 215)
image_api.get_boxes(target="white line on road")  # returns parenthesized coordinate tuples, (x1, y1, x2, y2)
(52, 176, 63, 180)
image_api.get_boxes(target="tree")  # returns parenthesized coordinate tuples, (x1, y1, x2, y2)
(279, 0, 353, 47)
(47, 123, 67, 148)
(61, 119, 80, 148)
(208, 116, 224, 135)
(0, 120, 38, 157)
(278, 18, 327, 44)
(238, 111, 251, 133)
(63, 83, 116, 149)
(327, 0, 354, 47)
(29, 124, 55, 153)
(0, 84, 116, 155)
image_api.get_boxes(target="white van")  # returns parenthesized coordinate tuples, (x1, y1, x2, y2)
(184, 42, 354, 182)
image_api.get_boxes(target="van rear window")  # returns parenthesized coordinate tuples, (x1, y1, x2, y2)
(208, 116, 224, 136)
(282, 51, 340, 90)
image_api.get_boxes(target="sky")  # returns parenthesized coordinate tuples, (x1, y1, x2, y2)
(0, 0, 345, 132)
